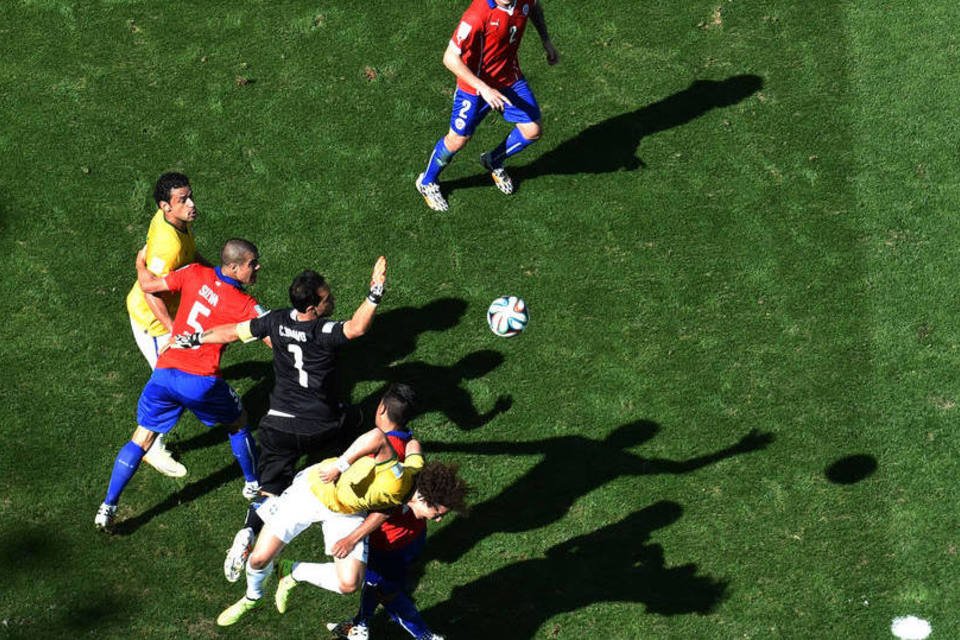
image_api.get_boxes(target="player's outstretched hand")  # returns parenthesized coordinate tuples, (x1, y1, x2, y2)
(544, 40, 560, 65)
(371, 256, 387, 286)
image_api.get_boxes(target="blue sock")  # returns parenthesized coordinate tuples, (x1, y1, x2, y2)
(421, 139, 455, 184)
(488, 127, 536, 167)
(228, 428, 258, 482)
(384, 590, 430, 639)
(355, 577, 381, 625)
(105, 440, 146, 505)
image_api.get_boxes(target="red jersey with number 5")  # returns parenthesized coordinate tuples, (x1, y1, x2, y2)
(156, 264, 264, 376)
(451, 0, 537, 94)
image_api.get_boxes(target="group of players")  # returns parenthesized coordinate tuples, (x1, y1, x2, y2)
(95, 1, 559, 638)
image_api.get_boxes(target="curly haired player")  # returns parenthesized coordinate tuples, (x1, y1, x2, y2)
(216, 385, 469, 630)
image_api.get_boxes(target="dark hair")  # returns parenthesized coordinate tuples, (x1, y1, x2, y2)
(415, 461, 471, 515)
(153, 172, 191, 206)
(221, 238, 258, 267)
(289, 270, 328, 312)
(381, 383, 416, 427)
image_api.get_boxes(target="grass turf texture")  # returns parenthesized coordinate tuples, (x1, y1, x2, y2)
(1, 0, 957, 638)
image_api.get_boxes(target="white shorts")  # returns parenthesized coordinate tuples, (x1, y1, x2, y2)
(130, 315, 168, 369)
(258, 474, 368, 563)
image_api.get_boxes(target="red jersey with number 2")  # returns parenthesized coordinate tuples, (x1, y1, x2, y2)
(156, 264, 263, 377)
(451, 0, 537, 94)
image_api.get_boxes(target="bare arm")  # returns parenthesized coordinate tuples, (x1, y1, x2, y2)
(530, 2, 559, 65)
(197, 323, 244, 345)
(442, 42, 511, 112)
(136, 246, 171, 294)
(342, 256, 387, 340)
(329, 511, 390, 559)
(318, 428, 386, 483)
(143, 291, 174, 334)
(404, 437, 423, 457)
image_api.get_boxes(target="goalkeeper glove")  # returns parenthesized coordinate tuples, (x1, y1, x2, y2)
(367, 281, 385, 305)
(173, 332, 203, 349)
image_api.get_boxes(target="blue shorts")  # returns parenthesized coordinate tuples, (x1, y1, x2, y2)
(449, 78, 541, 136)
(137, 368, 243, 433)
(367, 532, 426, 591)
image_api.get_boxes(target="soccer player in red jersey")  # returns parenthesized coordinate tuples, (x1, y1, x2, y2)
(95, 238, 268, 532)
(416, 0, 559, 212)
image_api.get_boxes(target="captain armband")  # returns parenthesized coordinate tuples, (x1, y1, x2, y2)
(236, 320, 256, 343)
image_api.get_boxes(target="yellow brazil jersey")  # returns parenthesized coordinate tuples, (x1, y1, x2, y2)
(125, 209, 197, 336)
(307, 453, 424, 514)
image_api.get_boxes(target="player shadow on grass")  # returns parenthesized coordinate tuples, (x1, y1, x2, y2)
(340, 297, 469, 393)
(442, 74, 763, 195)
(111, 462, 240, 536)
(338, 297, 510, 434)
(0, 525, 138, 633)
(422, 502, 727, 638)
(426, 420, 773, 563)
(351, 350, 513, 434)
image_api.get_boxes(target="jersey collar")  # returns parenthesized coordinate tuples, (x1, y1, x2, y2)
(160, 209, 191, 235)
(215, 266, 245, 290)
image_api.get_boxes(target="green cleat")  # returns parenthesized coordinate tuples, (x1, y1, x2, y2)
(216, 596, 260, 626)
(274, 559, 298, 613)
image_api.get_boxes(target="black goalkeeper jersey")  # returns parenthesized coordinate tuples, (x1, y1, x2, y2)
(249, 309, 349, 426)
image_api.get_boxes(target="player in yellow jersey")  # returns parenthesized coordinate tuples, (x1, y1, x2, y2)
(216, 384, 470, 627)
(125, 172, 209, 478)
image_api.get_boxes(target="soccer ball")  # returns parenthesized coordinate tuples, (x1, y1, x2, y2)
(487, 296, 528, 337)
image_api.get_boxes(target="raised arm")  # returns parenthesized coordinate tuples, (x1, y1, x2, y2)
(342, 256, 386, 340)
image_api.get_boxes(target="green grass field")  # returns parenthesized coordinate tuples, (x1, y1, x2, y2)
(2, 1, 959, 638)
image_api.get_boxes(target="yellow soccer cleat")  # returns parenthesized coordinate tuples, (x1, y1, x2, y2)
(274, 559, 298, 613)
(216, 596, 260, 626)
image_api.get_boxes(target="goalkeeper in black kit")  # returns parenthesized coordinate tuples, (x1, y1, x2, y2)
(172, 256, 387, 581)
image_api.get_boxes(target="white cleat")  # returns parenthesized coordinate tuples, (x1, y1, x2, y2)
(415, 173, 449, 212)
(326, 621, 369, 640)
(242, 481, 261, 500)
(94, 503, 117, 532)
(143, 435, 187, 478)
(223, 527, 255, 582)
(480, 153, 514, 195)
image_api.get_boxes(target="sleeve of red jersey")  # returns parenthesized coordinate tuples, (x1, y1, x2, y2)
(450, 3, 484, 55)
(244, 298, 269, 321)
(162, 262, 196, 293)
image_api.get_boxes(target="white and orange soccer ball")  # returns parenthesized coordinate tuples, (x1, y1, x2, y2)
(487, 296, 528, 337)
